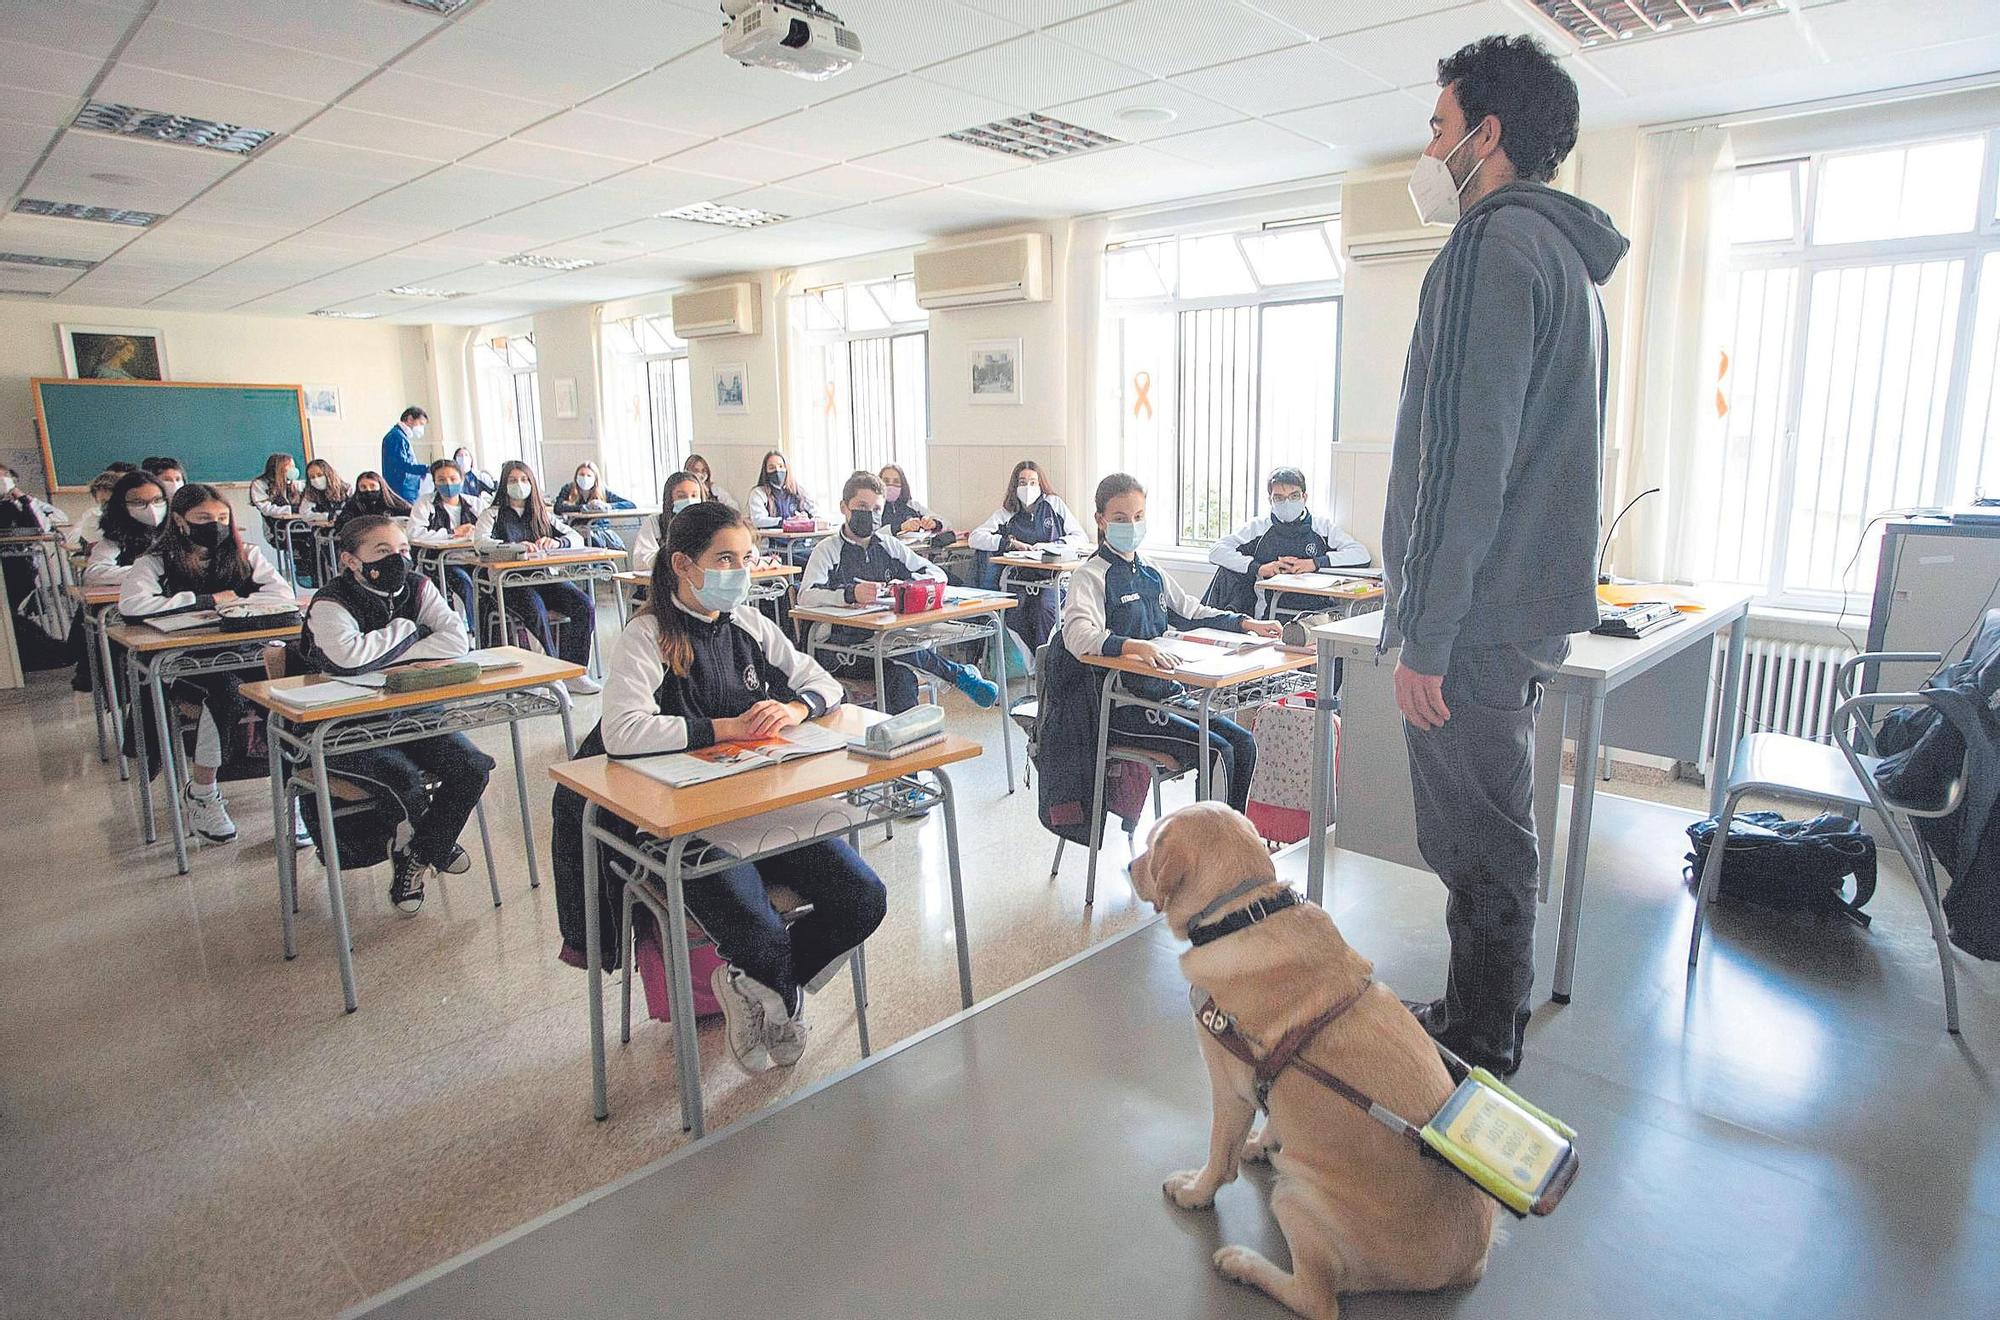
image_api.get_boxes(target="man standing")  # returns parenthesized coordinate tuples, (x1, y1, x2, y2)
(1382, 35, 1628, 1077)
(381, 406, 431, 504)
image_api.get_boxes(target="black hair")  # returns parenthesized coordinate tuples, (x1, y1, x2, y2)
(1267, 466, 1308, 492)
(429, 456, 462, 479)
(99, 470, 165, 547)
(105, 461, 138, 475)
(142, 455, 184, 476)
(156, 482, 253, 590)
(401, 406, 428, 423)
(1437, 34, 1578, 184)
(1093, 472, 1145, 516)
(841, 470, 884, 503)
(646, 501, 752, 677)
(335, 513, 402, 558)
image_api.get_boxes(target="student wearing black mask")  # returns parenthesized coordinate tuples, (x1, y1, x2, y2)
(297, 515, 495, 914)
(745, 450, 819, 566)
(332, 470, 412, 535)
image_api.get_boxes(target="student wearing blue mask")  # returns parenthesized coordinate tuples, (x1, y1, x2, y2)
(968, 459, 1089, 649)
(1202, 465, 1371, 615)
(473, 460, 599, 695)
(630, 470, 708, 575)
(1060, 473, 1281, 815)
(551, 501, 886, 1075)
(407, 457, 484, 622)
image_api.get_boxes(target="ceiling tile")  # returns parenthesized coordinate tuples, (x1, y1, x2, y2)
(1239, 0, 1467, 40)
(1589, 14, 1831, 97)
(192, 160, 389, 213)
(120, 18, 375, 103)
(0, 264, 85, 294)
(336, 165, 576, 233)
(1048, 0, 1308, 78)
(780, 162, 931, 204)
(735, 75, 1019, 158)
(814, 0, 1027, 71)
(1148, 118, 1343, 175)
(457, 0, 720, 67)
(961, 143, 1198, 212)
(659, 137, 826, 184)
(835, 184, 1041, 233)
(583, 67, 789, 138)
(1267, 87, 1434, 151)
(0, 0, 139, 59)
(464, 138, 632, 185)
(0, 84, 84, 135)
(392, 26, 652, 105)
(149, 0, 441, 64)
(583, 163, 746, 213)
(565, 216, 716, 254)
(339, 71, 560, 137)
(198, 244, 362, 285)
(956, 0, 1124, 25)
(1170, 40, 1393, 116)
(253, 137, 437, 184)
(515, 110, 706, 164)
(704, 182, 854, 221)
(452, 196, 630, 249)
(0, 40, 106, 97)
(30, 129, 240, 212)
(93, 63, 323, 134)
(1807, 0, 2000, 60)
(918, 33, 1151, 108)
(854, 137, 1027, 184)
(1043, 79, 1246, 142)
(0, 211, 136, 262)
(293, 107, 497, 164)
(1321, 1, 1521, 91)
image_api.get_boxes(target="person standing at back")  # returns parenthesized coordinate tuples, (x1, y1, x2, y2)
(381, 406, 430, 504)
(1382, 35, 1627, 1078)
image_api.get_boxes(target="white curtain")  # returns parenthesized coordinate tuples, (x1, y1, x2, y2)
(1621, 125, 1736, 582)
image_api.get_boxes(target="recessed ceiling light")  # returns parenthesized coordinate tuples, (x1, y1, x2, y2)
(15, 198, 162, 227)
(1113, 106, 1176, 126)
(0, 289, 53, 298)
(390, 0, 473, 12)
(1528, 0, 1787, 48)
(0, 251, 95, 271)
(313, 309, 379, 319)
(385, 285, 461, 298)
(72, 100, 275, 155)
(598, 238, 640, 249)
(497, 253, 596, 271)
(946, 113, 1120, 162)
(658, 202, 789, 229)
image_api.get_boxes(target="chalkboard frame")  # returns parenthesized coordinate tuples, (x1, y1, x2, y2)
(31, 377, 314, 493)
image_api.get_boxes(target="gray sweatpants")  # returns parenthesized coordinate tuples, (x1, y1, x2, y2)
(1401, 636, 1569, 1073)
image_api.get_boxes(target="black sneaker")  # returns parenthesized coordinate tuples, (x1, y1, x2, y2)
(435, 844, 471, 876)
(389, 850, 429, 914)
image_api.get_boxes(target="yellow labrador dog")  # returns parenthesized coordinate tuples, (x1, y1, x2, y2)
(1130, 802, 1495, 1319)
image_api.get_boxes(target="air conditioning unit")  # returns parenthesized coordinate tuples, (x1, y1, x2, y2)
(1342, 156, 1577, 265)
(671, 281, 760, 338)
(913, 233, 1049, 309)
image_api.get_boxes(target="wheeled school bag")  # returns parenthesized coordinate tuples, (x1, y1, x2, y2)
(1683, 810, 1877, 927)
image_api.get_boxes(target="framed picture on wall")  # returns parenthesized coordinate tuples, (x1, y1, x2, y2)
(713, 362, 748, 414)
(968, 339, 1021, 406)
(58, 324, 167, 381)
(304, 385, 341, 420)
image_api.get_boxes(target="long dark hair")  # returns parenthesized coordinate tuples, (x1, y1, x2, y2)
(1002, 460, 1056, 515)
(645, 501, 751, 678)
(302, 458, 348, 507)
(345, 470, 411, 516)
(496, 460, 554, 540)
(757, 449, 799, 497)
(657, 469, 702, 540)
(257, 451, 296, 490)
(156, 483, 253, 590)
(99, 470, 165, 550)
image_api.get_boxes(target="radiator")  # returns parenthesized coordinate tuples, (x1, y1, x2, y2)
(1702, 637, 1856, 772)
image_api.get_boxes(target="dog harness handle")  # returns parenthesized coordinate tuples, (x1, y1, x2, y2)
(1196, 980, 1421, 1138)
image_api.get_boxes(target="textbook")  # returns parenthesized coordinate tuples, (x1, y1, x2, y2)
(136, 610, 222, 633)
(624, 721, 848, 788)
(265, 679, 375, 710)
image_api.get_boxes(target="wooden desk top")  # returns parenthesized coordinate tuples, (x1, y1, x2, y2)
(564, 506, 658, 522)
(238, 646, 582, 723)
(753, 525, 833, 541)
(107, 619, 302, 653)
(1080, 642, 1312, 689)
(991, 552, 1086, 571)
(549, 705, 981, 838)
(0, 530, 58, 543)
(267, 512, 332, 524)
(791, 593, 1015, 632)
(478, 549, 623, 574)
(612, 563, 799, 589)
(1257, 572, 1384, 599)
(68, 584, 120, 607)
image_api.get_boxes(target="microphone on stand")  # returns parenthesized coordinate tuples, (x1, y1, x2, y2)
(1597, 487, 1661, 585)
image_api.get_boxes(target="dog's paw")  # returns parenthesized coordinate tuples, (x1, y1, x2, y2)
(1240, 1134, 1277, 1164)
(1213, 1245, 1267, 1283)
(1162, 1169, 1216, 1210)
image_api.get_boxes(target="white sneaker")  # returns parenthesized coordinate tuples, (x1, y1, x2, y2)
(565, 674, 601, 696)
(711, 964, 772, 1073)
(766, 1001, 809, 1068)
(291, 800, 312, 849)
(184, 784, 237, 843)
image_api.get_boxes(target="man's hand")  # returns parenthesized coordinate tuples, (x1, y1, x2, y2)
(1394, 662, 1451, 731)
(1241, 619, 1282, 639)
(1256, 561, 1284, 580)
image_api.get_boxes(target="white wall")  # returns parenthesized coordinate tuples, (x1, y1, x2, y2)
(682, 276, 785, 503)
(530, 303, 600, 489)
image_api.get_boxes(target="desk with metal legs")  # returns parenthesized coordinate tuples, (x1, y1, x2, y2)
(68, 584, 125, 775)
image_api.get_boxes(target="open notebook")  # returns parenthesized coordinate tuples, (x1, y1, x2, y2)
(621, 721, 849, 789)
(134, 610, 222, 633)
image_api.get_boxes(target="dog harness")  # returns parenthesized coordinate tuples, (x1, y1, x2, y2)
(1187, 885, 1582, 1217)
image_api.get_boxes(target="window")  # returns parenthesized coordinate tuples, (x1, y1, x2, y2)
(1691, 131, 2000, 608)
(473, 333, 543, 476)
(602, 313, 691, 502)
(1104, 217, 1344, 550)
(788, 274, 929, 502)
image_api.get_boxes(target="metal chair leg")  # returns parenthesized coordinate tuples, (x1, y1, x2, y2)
(1152, 771, 1164, 821)
(1912, 844, 1962, 1034)
(1049, 836, 1065, 880)
(1688, 788, 1747, 969)
(475, 801, 500, 907)
(850, 945, 871, 1058)
(620, 880, 637, 1045)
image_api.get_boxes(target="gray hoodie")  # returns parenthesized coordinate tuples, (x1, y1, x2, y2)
(1382, 182, 1629, 676)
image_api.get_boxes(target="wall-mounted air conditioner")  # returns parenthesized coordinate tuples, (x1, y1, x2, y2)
(1342, 156, 1578, 265)
(671, 281, 760, 337)
(913, 233, 1049, 309)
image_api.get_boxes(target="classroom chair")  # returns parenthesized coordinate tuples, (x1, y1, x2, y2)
(1689, 650, 1966, 1033)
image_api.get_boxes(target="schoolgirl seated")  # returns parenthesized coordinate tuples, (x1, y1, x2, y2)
(878, 463, 942, 535)
(0, 465, 59, 616)
(407, 457, 484, 621)
(298, 459, 348, 517)
(551, 502, 887, 1074)
(1202, 465, 1370, 615)
(473, 460, 599, 694)
(1059, 473, 1281, 816)
(745, 450, 819, 565)
(141, 455, 186, 503)
(630, 470, 708, 576)
(119, 484, 297, 845)
(296, 515, 496, 914)
(332, 470, 411, 536)
(797, 471, 998, 712)
(684, 453, 735, 510)
(84, 471, 168, 586)
(552, 461, 638, 551)
(250, 452, 303, 525)
(967, 459, 1089, 649)
(73, 470, 120, 552)
(451, 446, 496, 501)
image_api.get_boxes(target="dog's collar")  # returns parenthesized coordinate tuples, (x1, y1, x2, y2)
(1187, 886, 1300, 947)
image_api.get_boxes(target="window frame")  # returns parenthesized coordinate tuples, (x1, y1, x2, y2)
(792, 274, 931, 496)
(603, 312, 691, 501)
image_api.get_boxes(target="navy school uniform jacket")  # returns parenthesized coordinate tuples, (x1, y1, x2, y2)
(796, 529, 945, 650)
(297, 571, 468, 676)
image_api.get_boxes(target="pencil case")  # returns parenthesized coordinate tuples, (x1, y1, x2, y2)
(382, 659, 481, 693)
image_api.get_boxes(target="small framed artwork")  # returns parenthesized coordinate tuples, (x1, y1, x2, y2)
(713, 362, 748, 415)
(304, 385, 341, 420)
(553, 376, 578, 420)
(968, 338, 1021, 406)
(59, 324, 167, 381)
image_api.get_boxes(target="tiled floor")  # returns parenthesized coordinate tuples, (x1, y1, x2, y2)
(3, 661, 1994, 1318)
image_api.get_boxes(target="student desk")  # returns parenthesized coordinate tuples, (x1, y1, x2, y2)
(1252, 571, 1385, 622)
(266, 512, 333, 587)
(562, 506, 659, 527)
(475, 548, 622, 675)
(792, 590, 1018, 789)
(107, 614, 306, 875)
(0, 528, 75, 635)
(1079, 643, 1314, 895)
(241, 647, 582, 1013)
(412, 540, 480, 600)
(609, 563, 800, 627)
(1303, 587, 1754, 1002)
(549, 705, 982, 1130)
(990, 549, 1085, 602)
(68, 583, 126, 773)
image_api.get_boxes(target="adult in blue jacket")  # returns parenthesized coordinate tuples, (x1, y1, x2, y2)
(380, 406, 430, 504)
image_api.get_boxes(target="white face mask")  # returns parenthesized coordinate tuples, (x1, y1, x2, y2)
(1016, 483, 1041, 508)
(411, 423, 427, 440)
(278, 469, 295, 487)
(135, 501, 167, 527)
(576, 473, 596, 492)
(1408, 126, 1483, 228)
(159, 479, 183, 499)
(506, 480, 532, 502)
(0, 477, 15, 496)
(310, 475, 328, 491)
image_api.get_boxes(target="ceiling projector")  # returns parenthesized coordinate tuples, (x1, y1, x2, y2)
(720, 0, 862, 81)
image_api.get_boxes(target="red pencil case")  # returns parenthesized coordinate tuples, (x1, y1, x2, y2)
(891, 580, 946, 613)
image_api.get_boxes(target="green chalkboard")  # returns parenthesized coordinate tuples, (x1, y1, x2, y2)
(33, 378, 312, 491)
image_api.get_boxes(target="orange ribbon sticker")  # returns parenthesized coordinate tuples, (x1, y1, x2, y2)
(1715, 349, 1731, 420)
(824, 382, 836, 417)
(1132, 370, 1153, 420)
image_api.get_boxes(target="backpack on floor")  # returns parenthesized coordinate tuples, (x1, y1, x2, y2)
(1683, 810, 1878, 928)
(1242, 694, 1334, 845)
